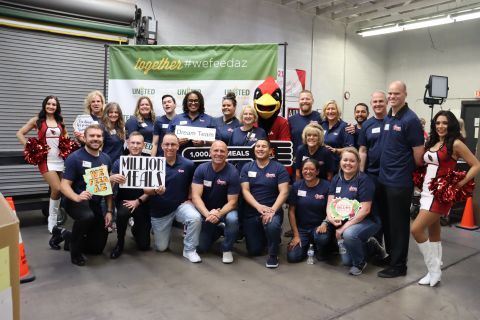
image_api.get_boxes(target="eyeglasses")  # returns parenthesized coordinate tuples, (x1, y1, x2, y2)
(188, 99, 199, 104)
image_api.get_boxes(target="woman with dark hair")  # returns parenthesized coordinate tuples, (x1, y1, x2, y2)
(240, 139, 289, 268)
(168, 90, 214, 150)
(326, 147, 382, 276)
(125, 96, 156, 154)
(17, 95, 67, 232)
(287, 159, 332, 263)
(101, 102, 126, 164)
(214, 92, 241, 143)
(412, 110, 480, 287)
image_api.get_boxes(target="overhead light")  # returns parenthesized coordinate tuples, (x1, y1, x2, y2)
(453, 10, 480, 22)
(402, 16, 453, 30)
(357, 24, 402, 37)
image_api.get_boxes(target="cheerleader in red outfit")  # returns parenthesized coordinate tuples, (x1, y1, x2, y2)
(17, 96, 68, 232)
(411, 110, 480, 286)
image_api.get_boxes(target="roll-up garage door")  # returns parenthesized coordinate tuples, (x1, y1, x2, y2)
(0, 26, 110, 197)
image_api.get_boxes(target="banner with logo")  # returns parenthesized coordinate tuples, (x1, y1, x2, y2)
(108, 44, 278, 117)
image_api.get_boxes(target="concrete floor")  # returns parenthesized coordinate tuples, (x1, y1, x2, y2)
(17, 210, 480, 320)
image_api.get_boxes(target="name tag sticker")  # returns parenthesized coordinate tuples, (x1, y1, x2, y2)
(248, 171, 257, 178)
(203, 180, 212, 187)
(297, 190, 307, 197)
(384, 124, 390, 131)
(336, 187, 341, 193)
(372, 127, 380, 134)
(82, 161, 92, 168)
(302, 156, 309, 161)
(110, 129, 116, 135)
(180, 121, 188, 125)
(250, 133, 256, 139)
(141, 122, 147, 128)
(162, 124, 169, 129)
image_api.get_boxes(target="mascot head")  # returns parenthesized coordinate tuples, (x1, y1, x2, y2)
(253, 76, 282, 120)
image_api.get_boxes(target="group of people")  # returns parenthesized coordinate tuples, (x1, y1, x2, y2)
(17, 81, 480, 285)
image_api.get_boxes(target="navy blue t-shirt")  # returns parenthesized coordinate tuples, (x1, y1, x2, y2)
(358, 116, 385, 176)
(153, 115, 172, 143)
(125, 116, 154, 143)
(288, 111, 322, 154)
(192, 162, 240, 211)
(329, 172, 374, 202)
(322, 120, 354, 172)
(63, 148, 112, 202)
(288, 179, 330, 228)
(111, 158, 144, 204)
(295, 145, 334, 180)
(240, 160, 290, 218)
(353, 126, 361, 150)
(102, 126, 124, 164)
(228, 127, 267, 146)
(379, 105, 424, 187)
(149, 156, 194, 218)
(213, 116, 241, 144)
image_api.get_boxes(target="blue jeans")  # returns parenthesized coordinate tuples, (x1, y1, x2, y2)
(243, 214, 282, 256)
(197, 210, 239, 253)
(342, 218, 380, 267)
(150, 202, 202, 252)
(287, 224, 336, 263)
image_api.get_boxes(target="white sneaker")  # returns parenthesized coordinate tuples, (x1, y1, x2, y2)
(183, 250, 202, 263)
(222, 251, 233, 264)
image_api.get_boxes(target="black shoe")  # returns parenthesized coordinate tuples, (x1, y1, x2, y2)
(377, 266, 407, 278)
(110, 243, 124, 259)
(71, 255, 86, 266)
(49, 226, 64, 250)
(265, 255, 279, 268)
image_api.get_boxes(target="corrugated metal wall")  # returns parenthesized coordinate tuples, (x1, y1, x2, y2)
(0, 26, 109, 196)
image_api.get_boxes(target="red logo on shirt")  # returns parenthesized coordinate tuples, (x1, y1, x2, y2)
(178, 169, 184, 173)
(265, 173, 276, 178)
(216, 179, 227, 185)
(227, 128, 233, 132)
(315, 194, 324, 200)
(393, 125, 401, 131)
(349, 186, 357, 192)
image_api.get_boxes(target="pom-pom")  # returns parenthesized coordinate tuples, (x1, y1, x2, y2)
(58, 136, 80, 160)
(412, 166, 426, 189)
(23, 137, 49, 165)
(428, 169, 475, 205)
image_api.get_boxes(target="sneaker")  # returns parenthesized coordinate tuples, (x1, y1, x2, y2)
(265, 255, 279, 268)
(183, 250, 202, 263)
(349, 262, 367, 276)
(222, 251, 234, 264)
(367, 237, 388, 259)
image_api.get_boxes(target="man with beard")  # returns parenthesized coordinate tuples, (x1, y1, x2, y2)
(353, 103, 369, 149)
(192, 140, 240, 263)
(288, 90, 322, 155)
(61, 124, 112, 266)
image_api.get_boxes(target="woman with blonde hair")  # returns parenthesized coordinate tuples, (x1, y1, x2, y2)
(295, 123, 334, 181)
(125, 96, 155, 154)
(321, 100, 354, 172)
(74, 91, 105, 143)
(101, 102, 126, 163)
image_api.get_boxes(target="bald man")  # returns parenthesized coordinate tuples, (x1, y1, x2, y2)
(377, 81, 424, 278)
(192, 140, 240, 263)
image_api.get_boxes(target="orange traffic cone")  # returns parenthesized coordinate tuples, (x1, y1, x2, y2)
(6, 197, 36, 283)
(456, 197, 479, 230)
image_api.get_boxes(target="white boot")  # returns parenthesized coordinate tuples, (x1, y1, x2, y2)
(416, 240, 431, 285)
(48, 198, 60, 233)
(429, 241, 442, 287)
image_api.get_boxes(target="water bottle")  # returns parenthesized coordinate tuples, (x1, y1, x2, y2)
(338, 239, 350, 266)
(307, 244, 315, 265)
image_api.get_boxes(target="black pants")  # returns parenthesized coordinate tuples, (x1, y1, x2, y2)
(65, 199, 108, 258)
(378, 184, 413, 268)
(115, 203, 151, 250)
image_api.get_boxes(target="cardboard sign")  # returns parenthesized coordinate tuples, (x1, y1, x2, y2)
(182, 140, 293, 166)
(119, 156, 165, 189)
(73, 115, 97, 133)
(174, 125, 216, 142)
(83, 165, 112, 196)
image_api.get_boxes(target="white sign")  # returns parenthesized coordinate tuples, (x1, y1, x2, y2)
(119, 156, 166, 189)
(73, 115, 97, 132)
(175, 125, 216, 142)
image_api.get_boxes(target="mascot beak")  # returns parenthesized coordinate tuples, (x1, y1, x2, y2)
(255, 94, 280, 119)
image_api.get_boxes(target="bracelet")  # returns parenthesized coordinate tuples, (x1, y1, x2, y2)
(137, 198, 144, 204)
(106, 210, 113, 214)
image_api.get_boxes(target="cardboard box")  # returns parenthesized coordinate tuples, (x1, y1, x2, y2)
(0, 194, 20, 320)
